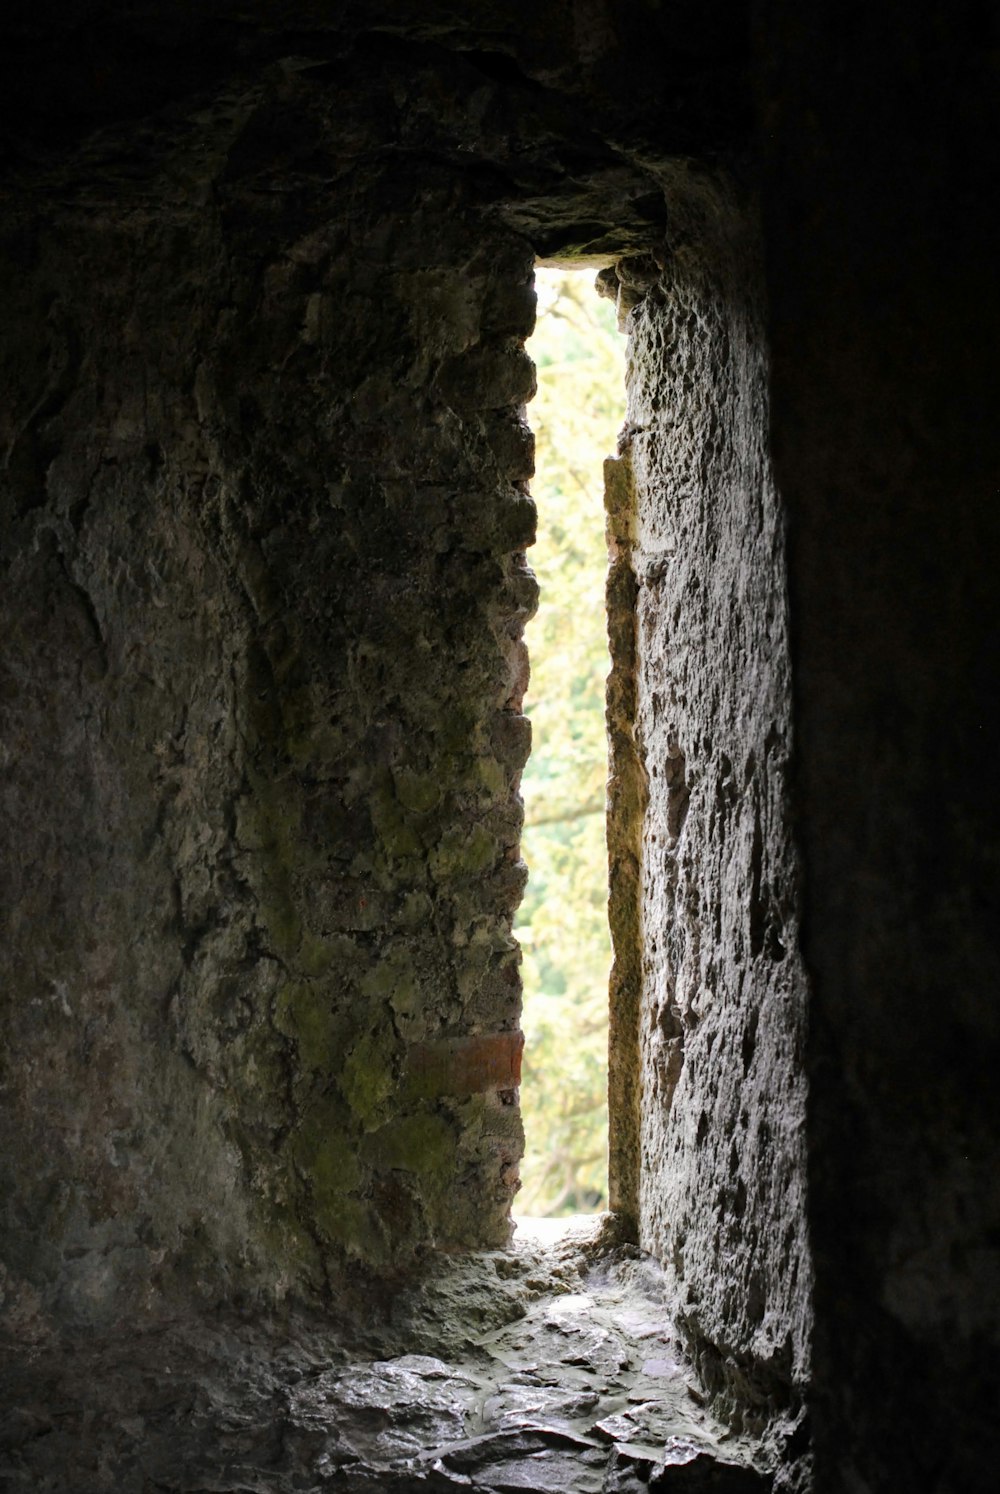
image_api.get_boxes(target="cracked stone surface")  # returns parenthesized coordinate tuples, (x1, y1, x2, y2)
(1, 1226, 777, 1493)
(0, 4, 810, 1448)
(603, 224, 809, 1427)
(0, 0, 757, 1337)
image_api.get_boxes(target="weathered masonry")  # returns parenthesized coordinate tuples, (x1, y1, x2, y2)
(2, 5, 998, 1492)
(603, 207, 809, 1426)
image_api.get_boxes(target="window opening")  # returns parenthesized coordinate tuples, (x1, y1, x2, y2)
(514, 265, 627, 1225)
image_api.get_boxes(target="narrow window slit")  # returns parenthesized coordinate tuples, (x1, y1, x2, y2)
(514, 264, 627, 1234)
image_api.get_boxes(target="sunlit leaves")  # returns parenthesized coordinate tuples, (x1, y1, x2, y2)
(515, 268, 625, 1216)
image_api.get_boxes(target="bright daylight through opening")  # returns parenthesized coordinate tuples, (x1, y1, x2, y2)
(514, 265, 626, 1224)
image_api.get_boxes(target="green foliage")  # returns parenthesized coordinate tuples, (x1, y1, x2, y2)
(515, 268, 625, 1217)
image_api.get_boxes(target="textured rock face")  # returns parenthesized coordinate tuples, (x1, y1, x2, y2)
(0, 2, 779, 1350)
(0, 11, 820, 1466)
(0, 1230, 776, 1493)
(2, 3, 997, 1491)
(0, 78, 542, 1324)
(604, 200, 809, 1427)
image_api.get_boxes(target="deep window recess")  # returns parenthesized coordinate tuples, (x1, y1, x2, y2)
(514, 265, 626, 1223)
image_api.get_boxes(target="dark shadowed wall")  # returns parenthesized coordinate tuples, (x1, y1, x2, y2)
(757, 2, 1000, 1489)
(0, 4, 997, 1490)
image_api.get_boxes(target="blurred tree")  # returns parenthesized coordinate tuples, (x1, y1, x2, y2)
(515, 267, 625, 1217)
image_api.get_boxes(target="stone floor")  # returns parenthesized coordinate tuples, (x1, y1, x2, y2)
(1, 1219, 775, 1492)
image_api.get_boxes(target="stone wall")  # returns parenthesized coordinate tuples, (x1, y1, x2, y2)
(604, 190, 809, 1431)
(0, 67, 540, 1327)
(0, 4, 820, 1449)
(0, 1, 768, 1344)
(5, 7, 998, 1489)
